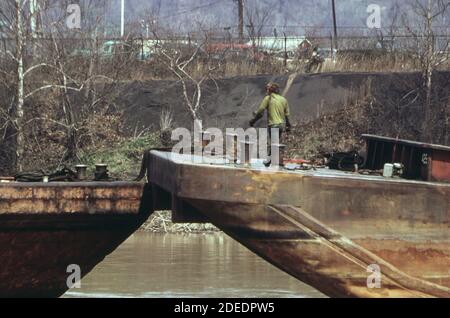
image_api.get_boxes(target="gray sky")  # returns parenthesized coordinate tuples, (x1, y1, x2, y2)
(100, 0, 403, 35)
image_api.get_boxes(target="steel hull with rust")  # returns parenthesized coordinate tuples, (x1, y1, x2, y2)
(148, 151, 450, 298)
(0, 182, 149, 298)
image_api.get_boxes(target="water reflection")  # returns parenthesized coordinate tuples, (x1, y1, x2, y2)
(63, 232, 324, 298)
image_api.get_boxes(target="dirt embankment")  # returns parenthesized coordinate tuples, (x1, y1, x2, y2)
(115, 71, 449, 145)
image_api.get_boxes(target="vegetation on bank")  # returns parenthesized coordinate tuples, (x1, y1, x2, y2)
(286, 75, 449, 160)
(77, 132, 162, 180)
(286, 80, 374, 159)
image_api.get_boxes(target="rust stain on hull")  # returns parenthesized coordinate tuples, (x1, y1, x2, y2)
(188, 200, 449, 298)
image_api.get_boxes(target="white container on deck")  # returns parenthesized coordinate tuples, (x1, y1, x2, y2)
(383, 164, 394, 178)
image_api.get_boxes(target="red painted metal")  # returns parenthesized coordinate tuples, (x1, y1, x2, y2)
(362, 134, 450, 183)
(430, 150, 450, 182)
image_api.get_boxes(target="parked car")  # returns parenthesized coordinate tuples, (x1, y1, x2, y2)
(317, 48, 338, 63)
(70, 40, 139, 60)
(204, 43, 254, 61)
(273, 50, 296, 63)
(101, 40, 135, 58)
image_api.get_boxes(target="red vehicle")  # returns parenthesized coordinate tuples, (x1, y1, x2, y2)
(204, 43, 264, 62)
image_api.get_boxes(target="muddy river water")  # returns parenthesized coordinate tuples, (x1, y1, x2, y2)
(63, 232, 324, 298)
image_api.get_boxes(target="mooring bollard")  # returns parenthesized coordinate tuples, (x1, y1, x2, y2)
(226, 133, 238, 164)
(95, 164, 109, 181)
(75, 165, 88, 181)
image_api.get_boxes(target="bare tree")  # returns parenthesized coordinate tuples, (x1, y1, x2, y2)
(44, 1, 137, 162)
(152, 30, 220, 125)
(0, 1, 84, 171)
(0, 0, 134, 172)
(244, 1, 273, 60)
(403, 0, 450, 142)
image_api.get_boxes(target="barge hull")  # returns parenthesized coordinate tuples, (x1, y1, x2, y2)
(148, 151, 450, 298)
(0, 182, 150, 298)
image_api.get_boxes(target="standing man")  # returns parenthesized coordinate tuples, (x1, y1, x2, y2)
(249, 82, 291, 165)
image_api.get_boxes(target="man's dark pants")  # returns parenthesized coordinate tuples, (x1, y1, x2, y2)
(267, 124, 285, 156)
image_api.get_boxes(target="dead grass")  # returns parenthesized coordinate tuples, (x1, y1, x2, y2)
(129, 53, 447, 80)
(323, 54, 422, 73)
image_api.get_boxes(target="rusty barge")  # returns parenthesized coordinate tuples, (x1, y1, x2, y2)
(0, 182, 149, 297)
(146, 135, 450, 298)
